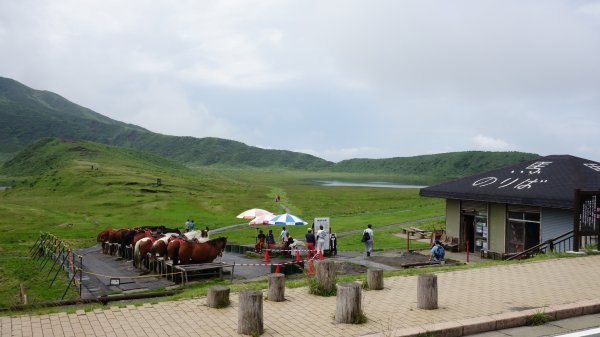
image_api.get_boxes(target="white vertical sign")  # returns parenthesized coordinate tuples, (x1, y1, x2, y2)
(314, 217, 330, 250)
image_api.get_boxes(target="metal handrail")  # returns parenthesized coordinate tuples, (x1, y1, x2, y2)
(505, 230, 574, 261)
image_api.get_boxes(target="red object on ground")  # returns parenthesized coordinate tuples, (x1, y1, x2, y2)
(275, 263, 281, 273)
(263, 249, 270, 262)
(319, 250, 324, 260)
(295, 250, 301, 262)
(308, 259, 315, 274)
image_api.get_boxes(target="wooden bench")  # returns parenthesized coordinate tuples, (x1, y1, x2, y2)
(163, 261, 235, 284)
(175, 262, 235, 285)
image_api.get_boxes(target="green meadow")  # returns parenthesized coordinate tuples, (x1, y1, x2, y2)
(0, 139, 444, 308)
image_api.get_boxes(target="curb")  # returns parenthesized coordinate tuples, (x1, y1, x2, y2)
(385, 298, 600, 337)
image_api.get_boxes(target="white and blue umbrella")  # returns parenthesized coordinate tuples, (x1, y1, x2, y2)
(268, 213, 307, 226)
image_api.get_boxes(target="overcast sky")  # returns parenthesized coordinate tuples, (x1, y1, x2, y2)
(2, 1, 600, 162)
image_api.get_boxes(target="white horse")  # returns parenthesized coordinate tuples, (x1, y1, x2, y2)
(289, 239, 305, 256)
(184, 229, 210, 243)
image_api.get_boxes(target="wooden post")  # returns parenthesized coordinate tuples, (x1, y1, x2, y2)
(316, 260, 336, 293)
(367, 268, 384, 290)
(238, 290, 263, 335)
(407, 231, 410, 252)
(268, 273, 285, 302)
(335, 282, 361, 323)
(19, 283, 27, 305)
(417, 273, 438, 310)
(207, 285, 230, 308)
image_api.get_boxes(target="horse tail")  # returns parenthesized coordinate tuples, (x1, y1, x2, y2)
(173, 242, 180, 265)
(133, 239, 143, 268)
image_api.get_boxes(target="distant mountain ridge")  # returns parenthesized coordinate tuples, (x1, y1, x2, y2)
(0, 77, 332, 170)
(333, 151, 540, 180)
(0, 76, 539, 176)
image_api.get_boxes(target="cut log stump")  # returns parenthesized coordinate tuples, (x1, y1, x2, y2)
(316, 260, 336, 293)
(238, 290, 263, 335)
(417, 273, 438, 310)
(367, 268, 383, 290)
(268, 273, 285, 302)
(207, 285, 230, 308)
(336, 282, 362, 324)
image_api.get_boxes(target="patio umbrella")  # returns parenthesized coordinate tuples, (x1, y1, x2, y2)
(237, 208, 274, 220)
(248, 214, 275, 226)
(268, 213, 308, 226)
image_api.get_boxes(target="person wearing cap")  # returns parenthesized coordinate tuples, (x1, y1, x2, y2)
(430, 240, 445, 262)
(305, 228, 316, 257)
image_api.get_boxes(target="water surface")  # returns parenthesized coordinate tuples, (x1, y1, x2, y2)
(316, 180, 426, 189)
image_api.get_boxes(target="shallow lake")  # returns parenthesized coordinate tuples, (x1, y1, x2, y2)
(316, 180, 426, 188)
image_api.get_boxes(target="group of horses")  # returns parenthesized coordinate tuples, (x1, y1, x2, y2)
(96, 226, 228, 271)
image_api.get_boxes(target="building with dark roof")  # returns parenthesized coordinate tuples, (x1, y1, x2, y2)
(420, 155, 600, 256)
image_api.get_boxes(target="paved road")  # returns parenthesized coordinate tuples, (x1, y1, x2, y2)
(2, 255, 600, 337)
(468, 313, 600, 337)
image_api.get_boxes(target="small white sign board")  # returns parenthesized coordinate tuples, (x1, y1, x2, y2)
(314, 217, 330, 250)
(109, 278, 120, 286)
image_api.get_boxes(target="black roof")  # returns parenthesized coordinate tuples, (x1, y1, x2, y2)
(420, 155, 600, 210)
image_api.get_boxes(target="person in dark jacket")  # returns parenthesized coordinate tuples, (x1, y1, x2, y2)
(305, 229, 316, 257)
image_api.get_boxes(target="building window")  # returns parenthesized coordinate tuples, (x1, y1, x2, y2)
(506, 206, 541, 253)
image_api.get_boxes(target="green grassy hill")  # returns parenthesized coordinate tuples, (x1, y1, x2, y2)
(0, 139, 442, 307)
(0, 77, 333, 170)
(333, 151, 540, 181)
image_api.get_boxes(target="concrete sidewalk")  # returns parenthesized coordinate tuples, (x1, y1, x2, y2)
(2, 255, 600, 337)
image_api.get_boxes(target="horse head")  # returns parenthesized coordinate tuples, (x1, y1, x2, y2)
(97, 230, 111, 243)
(209, 237, 227, 256)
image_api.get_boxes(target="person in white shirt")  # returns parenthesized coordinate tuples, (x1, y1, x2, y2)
(280, 226, 288, 243)
(316, 225, 328, 255)
(363, 224, 374, 257)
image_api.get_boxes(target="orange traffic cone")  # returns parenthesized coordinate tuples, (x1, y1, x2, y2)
(275, 263, 281, 273)
(295, 250, 301, 262)
(308, 259, 315, 274)
(263, 249, 270, 262)
(319, 250, 324, 260)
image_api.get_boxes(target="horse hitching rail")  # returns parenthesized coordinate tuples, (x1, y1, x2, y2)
(32, 232, 84, 300)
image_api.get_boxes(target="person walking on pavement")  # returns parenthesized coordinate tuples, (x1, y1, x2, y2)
(363, 224, 374, 257)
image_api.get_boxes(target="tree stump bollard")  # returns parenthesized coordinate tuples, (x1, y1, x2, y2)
(207, 285, 230, 308)
(417, 273, 438, 310)
(336, 282, 362, 323)
(238, 290, 263, 335)
(367, 268, 384, 290)
(316, 260, 336, 293)
(268, 273, 285, 302)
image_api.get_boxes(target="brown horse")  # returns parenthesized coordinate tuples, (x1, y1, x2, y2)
(166, 238, 182, 265)
(167, 229, 209, 265)
(131, 229, 152, 247)
(148, 233, 179, 264)
(178, 237, 227, 265)
(107, 229, 128, 255)
(97, 229, 112, 252)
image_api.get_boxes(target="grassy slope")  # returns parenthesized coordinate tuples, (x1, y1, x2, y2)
(0, 140, 442, 306)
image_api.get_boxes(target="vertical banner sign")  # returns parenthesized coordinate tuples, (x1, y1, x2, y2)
(314, 217, 330, 250)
